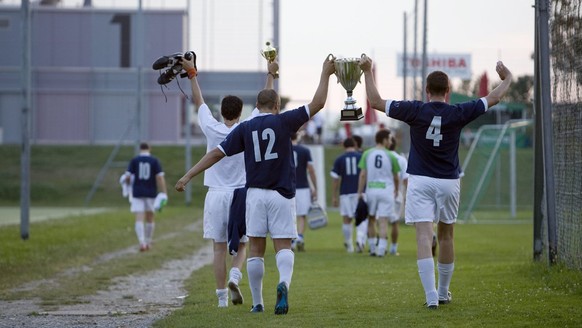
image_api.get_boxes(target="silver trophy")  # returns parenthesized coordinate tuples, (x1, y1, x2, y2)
(333, 54, 365, 121)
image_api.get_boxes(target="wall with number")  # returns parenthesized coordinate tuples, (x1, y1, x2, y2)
(0, 7, 204, 145)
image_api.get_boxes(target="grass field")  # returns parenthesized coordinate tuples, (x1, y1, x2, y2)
(1, 145, 580, 327)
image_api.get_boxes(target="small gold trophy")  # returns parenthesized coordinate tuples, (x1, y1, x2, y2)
(261, 41, 278, 78)
(334, 54, 366, 121)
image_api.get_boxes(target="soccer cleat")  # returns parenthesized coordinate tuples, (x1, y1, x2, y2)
(274, 282, 289, 315)
(228, 280, 244, 305)
(355, 242, 364, 253)
(218, 297, 228, 308)
(439, 291, 452, 304)
(139, 244, 148, 252)
(296, 241, 305, 252)
(390, 250, 400, 256)
(424, 301, 439, 309)
(250, 304, 264, 313)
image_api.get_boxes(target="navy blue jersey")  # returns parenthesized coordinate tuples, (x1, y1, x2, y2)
(127, 154, 163, 198)
(330, 151, 362, 195)
(387, 98, 487, 179)
(219, 106, 310, 199)
(293, 144, 312, 189)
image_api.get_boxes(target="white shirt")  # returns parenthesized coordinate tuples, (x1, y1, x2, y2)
(199, 103, 256, 189)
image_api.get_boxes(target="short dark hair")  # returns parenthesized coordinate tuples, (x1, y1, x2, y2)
(221, 95, 243, 121)
(139, 142, 150, 150)
(352, 135, 363, 149)
(343, 137, 356, 148)
(257, 89, 279, 110)
(375, 129, 391, 145)
(426, 70, 450, 96)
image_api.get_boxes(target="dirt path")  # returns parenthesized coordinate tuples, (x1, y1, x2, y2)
(0, 221, 213, 328)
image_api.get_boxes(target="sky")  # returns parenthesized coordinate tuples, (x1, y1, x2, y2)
(6, 0, 536, 125)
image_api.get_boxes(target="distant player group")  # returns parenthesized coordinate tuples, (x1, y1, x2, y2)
(121, 50, 513, 314)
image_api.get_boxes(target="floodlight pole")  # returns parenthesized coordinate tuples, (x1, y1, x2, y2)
(20, 0, 31, 240)
(420, 0, 428, 103)
(185, 0, 192, 205)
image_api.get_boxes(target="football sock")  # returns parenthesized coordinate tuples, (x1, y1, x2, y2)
(135, 221, 145, 245)
(229, 267, 243, 285)
(342, 223, 353, 244)
(369, 237, 378, 253)
(377, 238, 388, 255)
(417, 258, 438, 304)
(247, 257, 265, 306)
(298, 234, 304, 243)
(145, 222, 155, 245)
(390, 243, 398, 253)
(437, 262, 455, 299)
(216, 288, 228, 307)
(276, 249, 294, 288)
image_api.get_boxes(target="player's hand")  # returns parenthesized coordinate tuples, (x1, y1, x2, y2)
(323, 54, 336, 76)
(496, 61, 512, 81)
(268, 59, 279, 75)
(175, 178, 188, 192)
(359, 55, 373, 72)
(180, 57, 195, 71)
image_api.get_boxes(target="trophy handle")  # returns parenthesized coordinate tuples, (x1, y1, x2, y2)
(328, 53, 336, 61)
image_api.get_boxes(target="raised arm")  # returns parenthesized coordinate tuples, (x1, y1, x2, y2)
(175, 147, 225, 192)
(360, 55, 387, 111)
(265, 59, 279, 90)
(307, 55, 336, 117)
(181, 56, 204, 109)
(485, 61, 513, 108)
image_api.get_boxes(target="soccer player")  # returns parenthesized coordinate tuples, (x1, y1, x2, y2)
(175, 55, 335, 315)
(360, 55, 512, 308)
(357, 129, 400, 257)
(388, 134, 409, 256)
(291, 132, 318, 252)
(123, 142, 168, 252)
(330, 137, 362, 253)
(180, 53, 276, 308)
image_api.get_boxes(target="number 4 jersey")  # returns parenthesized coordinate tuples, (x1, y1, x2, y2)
(385, 98, 488, 179)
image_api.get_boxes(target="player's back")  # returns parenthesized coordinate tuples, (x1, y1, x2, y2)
(128, 154, 161, 198)
(293, 144, 312, 189)
(359, 147, 398, 190)
(332, 151, 361, 195)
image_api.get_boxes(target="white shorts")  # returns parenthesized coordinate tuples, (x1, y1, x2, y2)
(245, 188, 297, 239)
(404, 174, 460, 225)
(203, 188, 249, 243)
(339, 193, 359, 218)
(366, 189, 397, 223)
(130, 197, 155, 213)
(295, 188, 311, 216)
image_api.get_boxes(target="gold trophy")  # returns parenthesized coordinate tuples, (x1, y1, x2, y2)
(334, 54, 365, 121)
(261, 41, 278, 78)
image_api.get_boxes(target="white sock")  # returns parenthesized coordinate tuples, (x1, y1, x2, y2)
(417, 258, 438, 305)
(229, 267, 242, 285)
(135, 222, 145, 245)
(377, 238, 388, 255)
(369, 237, 378, 253)
(437, 262, 455, 299)
(247, 257, 264, 306)
(342, 223, 353, 244)
(145, 222, 155, 244)
(390, 243, 398, 253)
(275, 249, 294, 288)
(216, 288, 228, 307)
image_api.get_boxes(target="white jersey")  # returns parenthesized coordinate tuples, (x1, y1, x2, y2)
(358, 147, 400, 194)
(391, 151, 409, 181)
(199, 103, 257, 189)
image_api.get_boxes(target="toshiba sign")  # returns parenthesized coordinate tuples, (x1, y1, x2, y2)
(397, 53, 472, 79)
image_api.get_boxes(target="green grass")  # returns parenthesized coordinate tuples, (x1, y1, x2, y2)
(1, 145, 580, 326)
(0, 206, 204, 307)
(154, 212, 582, 327)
